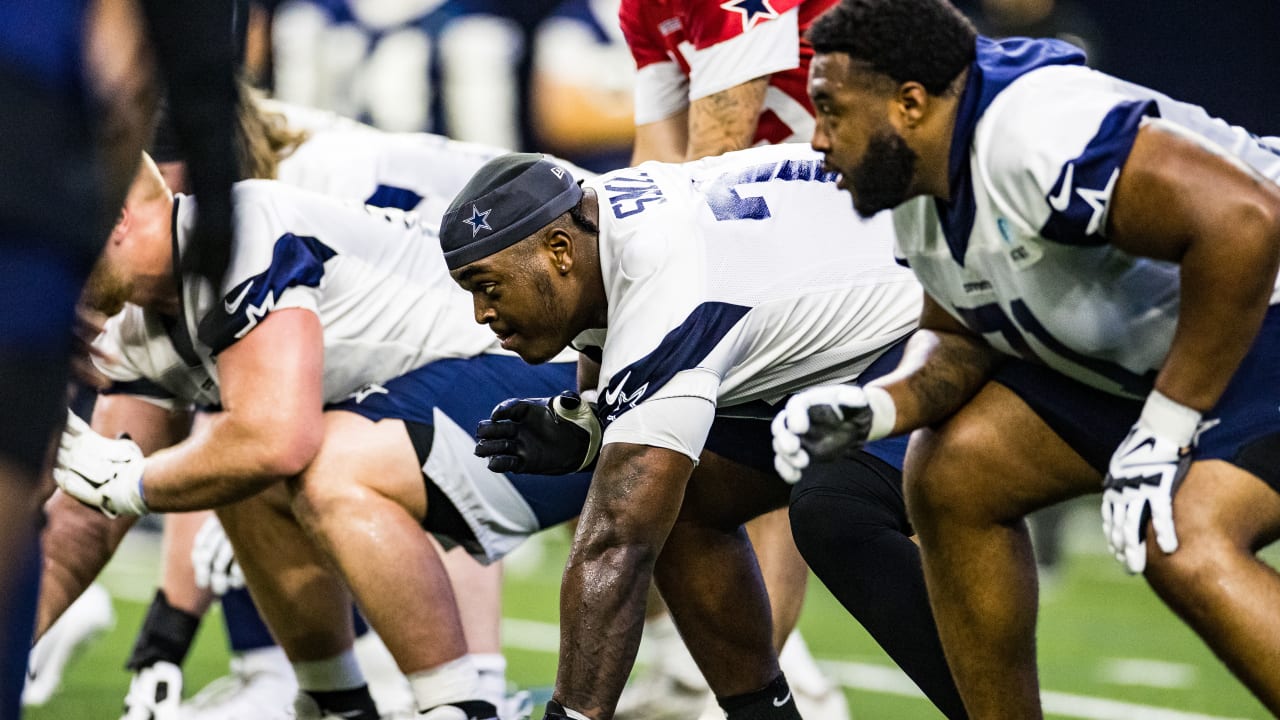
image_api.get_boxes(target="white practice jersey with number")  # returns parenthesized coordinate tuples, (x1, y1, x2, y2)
(893, 37, 1280, 400)
(573, 143, 921, 457)
(96, 180, 505, 409)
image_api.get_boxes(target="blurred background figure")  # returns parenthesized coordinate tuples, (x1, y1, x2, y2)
(529, 0, 635, 174)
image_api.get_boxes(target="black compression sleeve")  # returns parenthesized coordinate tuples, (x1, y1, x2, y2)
(139, 0, 238, 291)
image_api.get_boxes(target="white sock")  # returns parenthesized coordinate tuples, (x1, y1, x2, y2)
(407, 655, 481, 711)
(778, 631, 831, 695)
(470, 652, 507, 708)
(293, 648, 365, 691)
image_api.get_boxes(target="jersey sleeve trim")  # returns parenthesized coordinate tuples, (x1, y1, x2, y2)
(196, 233, 337, 355)
(600, 301, 749, 425)
(634, 62, 691, 125)
(687, 9, 799, 101)
(1039, 99, 1159, 245)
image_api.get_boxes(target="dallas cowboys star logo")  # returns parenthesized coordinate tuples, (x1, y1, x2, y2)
(463, 204, 493, 237)
(720, 0, 779, 31)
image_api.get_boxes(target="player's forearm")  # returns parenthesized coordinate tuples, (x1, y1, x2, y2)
(140, 410, 318, 512)
(556, 533, 658, 719)
(555, 443, 692, 718)
(870, 328, 1000, 434)
(686, 77, 769, 160)
(37, 493, 137, 638)
(1156, 202, 1280, 411)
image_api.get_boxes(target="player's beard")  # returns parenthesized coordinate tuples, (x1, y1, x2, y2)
(81, 253, 134, 316)
(848, 126, 918, 218)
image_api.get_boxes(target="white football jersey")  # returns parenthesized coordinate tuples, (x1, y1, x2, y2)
(277, 120, 596, 222)
(96, 180, 503, 408)
(894, 37, 1280, 399)
(574, 143, 921, 456)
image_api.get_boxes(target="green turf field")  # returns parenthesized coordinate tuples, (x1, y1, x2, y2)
(25, 501, 1273, 719)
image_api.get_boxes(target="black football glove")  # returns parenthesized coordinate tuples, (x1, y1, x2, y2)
(475, 391, 602, 475)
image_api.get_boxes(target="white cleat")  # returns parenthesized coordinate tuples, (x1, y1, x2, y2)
(780, 632, 850, 720)
(614, 618, 712, 720)
(501, 689, 533, 720)
(182, 646, 297, 720)
(23, 582, 116, 706)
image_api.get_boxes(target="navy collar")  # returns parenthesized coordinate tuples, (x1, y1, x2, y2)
(936, 36, 1087, 265)
(164, 195, 202, 368)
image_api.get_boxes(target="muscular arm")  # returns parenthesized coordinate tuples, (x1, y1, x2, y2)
(1107, 123, 1280, 411)
(685, 76, 769, 160)
(631, 110, 689, 165)
(140, 308, 325, 510)
(554, 441, 695, 718)
(869, 294, 1003, 433)
(38, 395, 190, 637)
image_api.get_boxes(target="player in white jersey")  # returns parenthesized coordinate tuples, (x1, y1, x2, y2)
(440, 147, 969, 720)
(772, 1, 1280, 716)
(41, 154, 593, 720)
(112, 93, 598, 720)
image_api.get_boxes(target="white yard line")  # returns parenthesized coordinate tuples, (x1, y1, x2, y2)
(501, 618, 1254, 720)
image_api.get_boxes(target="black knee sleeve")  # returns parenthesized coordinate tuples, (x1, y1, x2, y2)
(788, 453, 968, 719)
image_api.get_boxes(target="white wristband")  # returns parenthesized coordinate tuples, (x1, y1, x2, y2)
(1139, 389, 1201, 447)
(864, 385, 897, 442)
(561, 707, 592, 720)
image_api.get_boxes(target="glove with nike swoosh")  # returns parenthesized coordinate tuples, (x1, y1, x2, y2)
(1101, 390, 1200, 574)
(53, 410, 148, 518)
(475, 391, 602, 474)
(771, 384, 896, 483)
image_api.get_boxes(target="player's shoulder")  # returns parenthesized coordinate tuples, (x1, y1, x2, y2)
(976, 66, 1134, 168)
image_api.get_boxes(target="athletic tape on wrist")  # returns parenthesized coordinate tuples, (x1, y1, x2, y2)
(864, 386, 897, 442)
(1140, 389, 1201, 447)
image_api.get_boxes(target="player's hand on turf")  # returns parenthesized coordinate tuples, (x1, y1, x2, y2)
(120, 660, 183, 720)
(771, 384, 881, 483)
(475, 391, 602, 474)
(53, 410, 148, 518)
(1101, 391, 1200, 574)
(192, 516, 244, 595)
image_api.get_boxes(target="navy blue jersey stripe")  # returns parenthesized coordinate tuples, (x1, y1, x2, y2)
(1039, 99, 1159, 245)
(365, 184, 424, 211)
(599, 301, 751, 426)
(196, 233, 337, 354)
(938, 37, 1087, 265)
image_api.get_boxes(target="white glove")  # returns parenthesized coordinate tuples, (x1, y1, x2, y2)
(192, 516, 244, 596)
(771, 384, 896, 483)
(54, 410, 148, 518)
(1101, 390, 1200, 574)
(120, 660, 183, 720)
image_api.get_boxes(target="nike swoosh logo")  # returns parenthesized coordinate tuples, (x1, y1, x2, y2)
(1122, 436, 1158, 458)
(1048, 163, 1075, 212)
(224, 281, 254, 314)
(603, 371, 631, 406)
(772, 690, 792, 707)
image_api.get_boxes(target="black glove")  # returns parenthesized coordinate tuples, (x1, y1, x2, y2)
(475, 391, 602, 474)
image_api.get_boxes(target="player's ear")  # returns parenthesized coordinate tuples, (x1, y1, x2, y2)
(894, 81, 929, 130)
(544, 226, 573, 275)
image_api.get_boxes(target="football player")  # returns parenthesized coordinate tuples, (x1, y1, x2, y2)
(775, 0, 1280, 716)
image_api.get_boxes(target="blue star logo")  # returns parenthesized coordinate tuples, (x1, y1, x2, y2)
(463, 204, 492, 237)
(720, 0, 779, 31)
